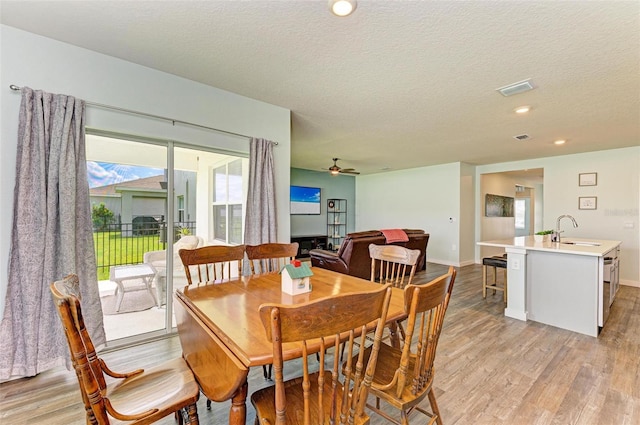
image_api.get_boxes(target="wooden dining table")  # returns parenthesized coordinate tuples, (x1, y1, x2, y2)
(173, 266, 407, 425)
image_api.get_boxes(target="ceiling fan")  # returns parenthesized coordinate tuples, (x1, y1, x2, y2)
(326, 158, 360, 176)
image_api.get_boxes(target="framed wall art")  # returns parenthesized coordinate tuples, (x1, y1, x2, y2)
(579, 196, 597, 210)
(579, 173, 597, 186)
(485, 194, 514, 217)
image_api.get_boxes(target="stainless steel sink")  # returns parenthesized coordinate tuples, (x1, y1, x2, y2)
(560, 241, 601, 246)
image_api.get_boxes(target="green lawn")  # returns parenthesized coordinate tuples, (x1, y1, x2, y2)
(93, 231, 166, 280)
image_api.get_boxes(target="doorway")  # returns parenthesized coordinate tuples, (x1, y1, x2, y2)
(479, 168, 543, 258)
(515, 186, 534, 237)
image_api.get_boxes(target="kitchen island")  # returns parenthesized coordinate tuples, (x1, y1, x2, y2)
(477, 236, 621, 337)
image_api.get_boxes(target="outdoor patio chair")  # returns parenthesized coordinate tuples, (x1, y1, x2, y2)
(143, 235, 204, 303)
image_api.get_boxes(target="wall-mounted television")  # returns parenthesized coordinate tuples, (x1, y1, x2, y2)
(290, 185, 321, 215)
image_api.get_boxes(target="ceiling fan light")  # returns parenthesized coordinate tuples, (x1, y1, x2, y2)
(330, 169, 340, 175)
(329, 0, 357, 17)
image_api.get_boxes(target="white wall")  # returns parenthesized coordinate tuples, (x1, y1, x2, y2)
(476, 147, 640, 285)
(459, 163, 476, 265)
(356, 147, 639, 285)
(356, 163, 465, 266)
(0, 26, 292, 316)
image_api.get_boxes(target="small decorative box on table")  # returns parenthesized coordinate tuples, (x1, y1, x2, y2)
(280, 260, 314, 295)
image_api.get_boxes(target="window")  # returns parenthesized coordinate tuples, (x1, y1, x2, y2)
(515, 199, 526, 229)
(213, 204, 226, 240)
(212, 159, 243, 244)
(177, 195, 185, 223)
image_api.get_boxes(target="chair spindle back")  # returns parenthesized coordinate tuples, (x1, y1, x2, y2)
(369, 244, 420, 289)
(51, 275, 146, 424)
(254, 284, 393, 425)
(362, 267, 456, 424)
(179, 245, 246, 284)
(246, 243, 299, 274)
(51, 274, 200, 425)
(397, 266, 456, 398)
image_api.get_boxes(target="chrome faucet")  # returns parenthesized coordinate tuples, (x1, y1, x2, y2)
(553, 214, 579, 242)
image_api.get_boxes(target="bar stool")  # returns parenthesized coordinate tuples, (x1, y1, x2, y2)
(482, 254, 507, 303)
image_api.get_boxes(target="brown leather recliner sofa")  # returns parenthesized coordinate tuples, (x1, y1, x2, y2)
(309, 229, 429, 280)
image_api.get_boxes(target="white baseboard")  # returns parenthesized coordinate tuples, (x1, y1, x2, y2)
(621, 279, 640, 288)
(427, 258, 475, 268)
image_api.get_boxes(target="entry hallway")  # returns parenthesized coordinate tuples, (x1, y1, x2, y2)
(1, 263, 639, 424)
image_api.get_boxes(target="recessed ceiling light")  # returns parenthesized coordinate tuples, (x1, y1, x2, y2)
(329, 0, 357, 17)
(554, 139, 566, 145)
(515, 106, 531, 114)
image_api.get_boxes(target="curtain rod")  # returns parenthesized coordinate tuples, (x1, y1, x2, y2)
(9, 84, 278, 145)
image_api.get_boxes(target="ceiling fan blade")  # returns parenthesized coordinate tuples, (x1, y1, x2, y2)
(326, 158, 359, 175)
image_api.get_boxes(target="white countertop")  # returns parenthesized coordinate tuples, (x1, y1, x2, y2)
(478, 236, 621, 257)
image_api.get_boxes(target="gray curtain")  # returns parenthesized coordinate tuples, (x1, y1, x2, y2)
(0, 87, 105, 381)
(244, 138, 277, 247)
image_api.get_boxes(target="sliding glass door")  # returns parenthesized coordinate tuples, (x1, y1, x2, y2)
(86, 133, 247, 345)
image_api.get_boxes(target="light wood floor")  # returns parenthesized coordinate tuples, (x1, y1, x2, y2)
(2, 263, 639, 424)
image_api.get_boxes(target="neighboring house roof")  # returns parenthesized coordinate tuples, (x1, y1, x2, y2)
(90, 175, 165, 196)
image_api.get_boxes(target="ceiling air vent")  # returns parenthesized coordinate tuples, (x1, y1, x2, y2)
(513, 134, 530, 141)
(497, 79, 535, 97)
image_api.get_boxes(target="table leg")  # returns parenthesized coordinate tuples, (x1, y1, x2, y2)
(142, 276, 159, 306)
(154, 273, 167, 307)
(229, 381, 248, 425)
(115, 281, 125, 312)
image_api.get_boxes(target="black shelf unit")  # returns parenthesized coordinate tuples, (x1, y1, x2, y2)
(327, 199, 347, 251)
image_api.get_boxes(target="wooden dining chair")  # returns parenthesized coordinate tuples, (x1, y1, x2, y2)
(370, 244, 420, 288)
(178, 244, 245, 409)
(246, 242, 299, 274)
(50, 274, 200, 425)
(179, 244, 246, 284)
(361, 266, 457, 425)
(246, 242, 299, 380)
(370, 244, 421, 347)
(250, 283, 394, 425)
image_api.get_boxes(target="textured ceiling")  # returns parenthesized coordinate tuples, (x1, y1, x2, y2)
(1, 1, 639, 175)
